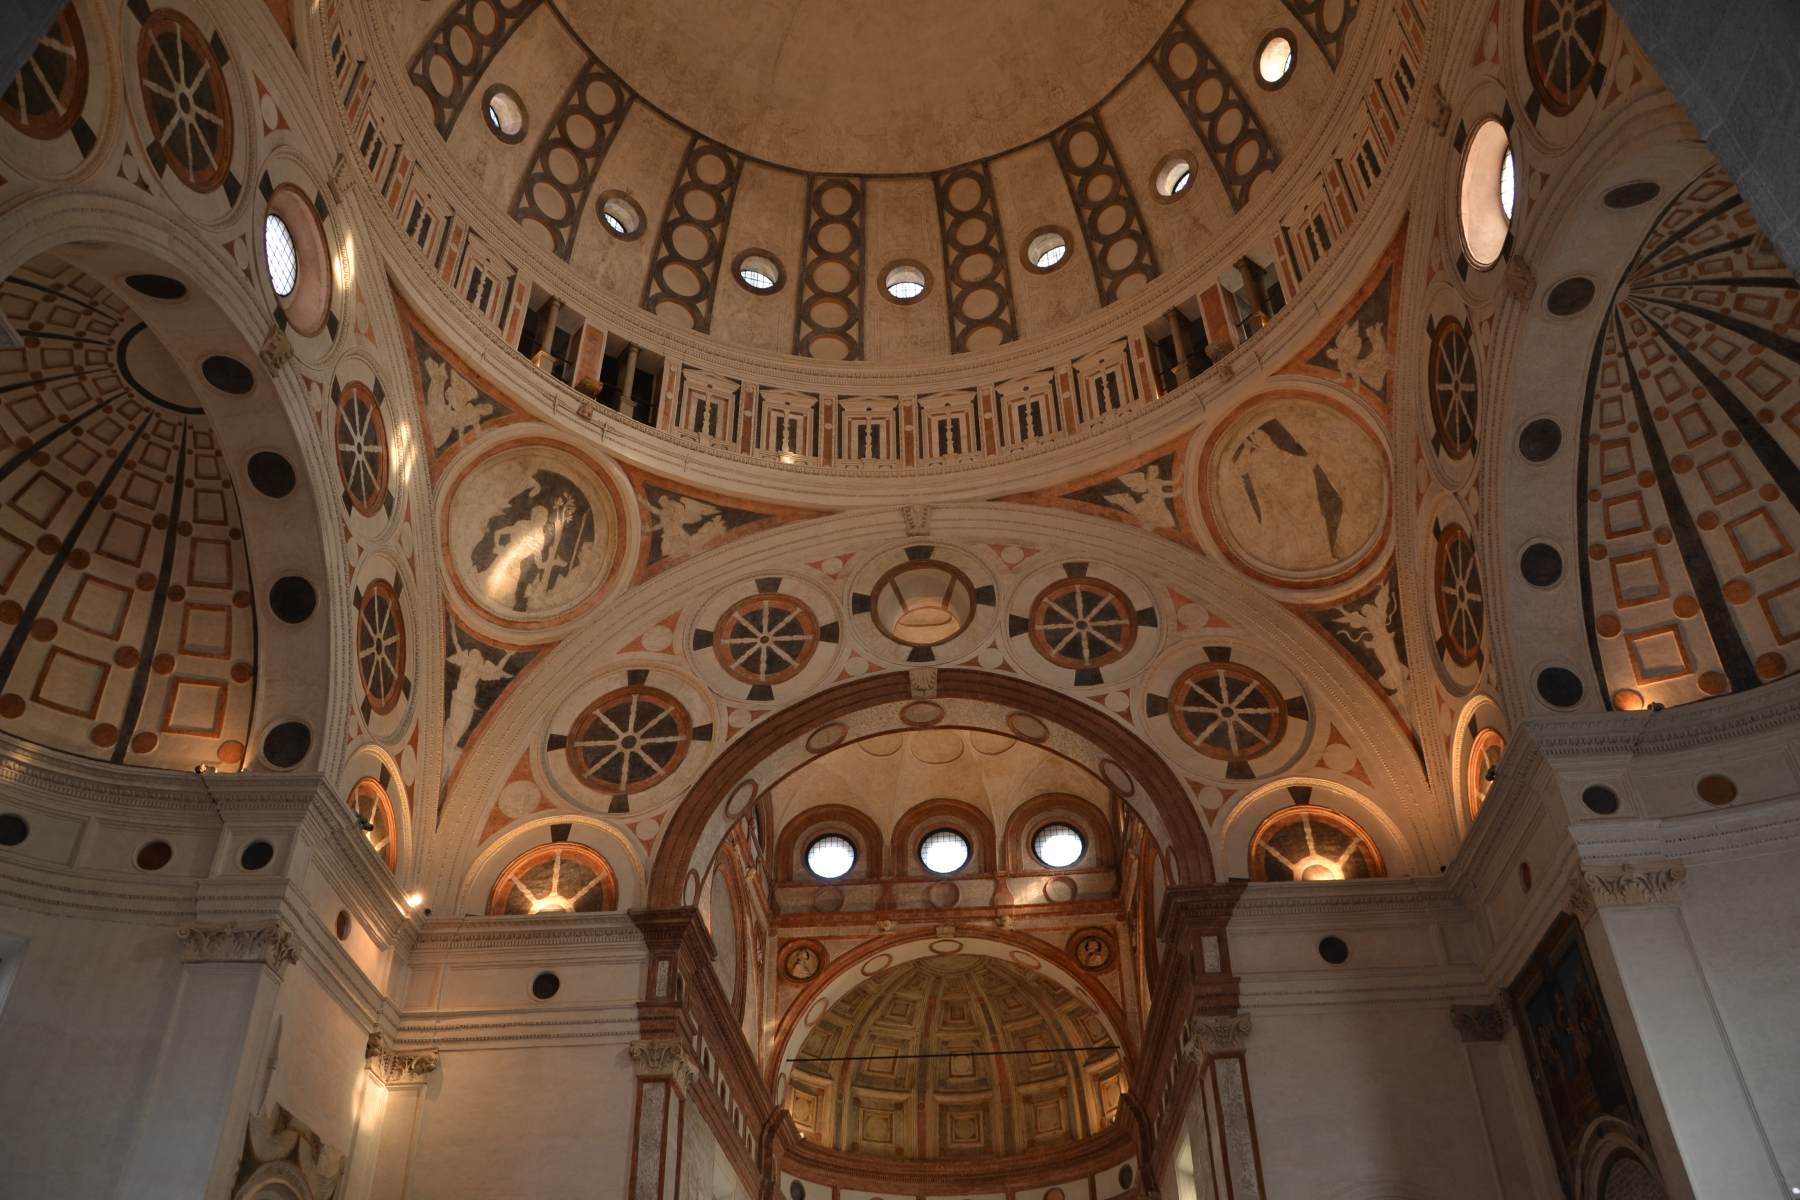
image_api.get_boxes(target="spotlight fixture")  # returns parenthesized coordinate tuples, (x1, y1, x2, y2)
(405, 892, 425, 909)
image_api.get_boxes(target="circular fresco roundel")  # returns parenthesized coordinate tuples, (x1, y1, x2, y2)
(1428, 317, 1479, 461)
(335, 382, 389, 518)
(1145, 646, 1310, 781)
(136, 8, 235, 194)
(443, 445, 619, 626)
(1203, 396, 1390, 587)
(1434, 522, 1486, 669)
(689, 574, 842, 703)
(1004, 560, 1160, 689)
(355, 578, 407, 718)
(546, 668, 713, 814)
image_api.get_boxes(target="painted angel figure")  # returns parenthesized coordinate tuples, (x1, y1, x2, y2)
(442, 624, 513, 782)
(1325, 319, 1391, 395)
(1334, 579, 1407, 695)
(651, 492, 726, 561)
(422, 356, 488, 450)
(1103, 464, 1178, 530)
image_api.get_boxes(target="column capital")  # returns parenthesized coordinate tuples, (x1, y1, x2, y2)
(1573, 860, 1688, 917)
(176, 920, 299, 977)
(1181, 1011, 1252, 1061)
(629, 1037, 698, 1090)
(1450, 1003, 1511, 1043)
(364, 1031, 440, 1088)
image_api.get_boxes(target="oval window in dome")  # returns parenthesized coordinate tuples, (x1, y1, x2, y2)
(599, 192, 643, 239)
(735, 251, 782, 293)
(263, 213, 297, 297)
(1257, 33, 1295, 85)
(1025, 229, 1068, 272)
(884, 262, 927, 302)
(484, 87, 526, 141)
(1460, 118, 1516, 269)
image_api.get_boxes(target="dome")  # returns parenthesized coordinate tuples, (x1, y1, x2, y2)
(784, 956, 1123, 1159)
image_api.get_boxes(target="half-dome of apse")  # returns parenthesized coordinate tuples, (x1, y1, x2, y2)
(366, 0, 1404, 361)
(784, 956, 1122, 1159)
(0, 256, 256, 770)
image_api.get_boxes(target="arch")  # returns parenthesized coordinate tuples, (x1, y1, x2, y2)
(890, 796, 996, 877)
(1001, 792, 1116, 873)
(459, 814, 646, 914)
(774, 803, 885, 884)
(648, 668, 1214, 909)
(485, 841, 618, 915)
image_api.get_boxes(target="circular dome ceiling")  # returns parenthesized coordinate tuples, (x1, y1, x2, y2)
(784, 956, 1121, 1158)
(557, 0, 1185, 174)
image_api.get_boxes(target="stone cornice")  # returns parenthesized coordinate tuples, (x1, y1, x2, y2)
(1526, 674, 1800, 761)
(388, 1006, 641, 1052)
(410, 912, 644, 958)
(1228, 877, 1469, 927)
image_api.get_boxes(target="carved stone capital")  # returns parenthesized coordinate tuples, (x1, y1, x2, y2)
(1565, 870, 1598, 924)
(1181, 1012, 1252, 1061)
(365, 1032, 440, 1087)
(1450, 1004, 1510, 1043)
(177, 921, 299, 976)
(629, 1038, 698, 1089)
(1584, 861, 1688, 909)
(1504, 256, 1537, 304)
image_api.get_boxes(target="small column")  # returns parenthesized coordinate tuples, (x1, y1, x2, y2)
(1571, 862, 1788, 1197)
(1181, 1013, 1265, 1200)
(532, 296, 564, 375)
(1166, 307, 1196, 386)
(1450, 1002, 1562, 1199)
(627, 1038, 698, 1200)
(361, 1034, 441, 1200)
(120, 922, 298, 1200)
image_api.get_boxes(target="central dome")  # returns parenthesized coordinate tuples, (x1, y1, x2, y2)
(783, 956, 1122, 1158)
(556, 0, 1185, 174)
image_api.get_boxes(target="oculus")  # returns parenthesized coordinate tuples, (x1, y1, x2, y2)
(1032, 823, 1086, 870)
(918, 828, 971, 875)
(806, 833, 856, 880)
(1257, 33, 1295, 85)
(1461, 118, 1515, 269)
(871, 561, 976, 648)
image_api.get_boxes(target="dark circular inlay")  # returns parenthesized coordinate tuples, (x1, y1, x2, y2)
(1537, 667, 1585, 708)
(335, 910, 352, 940)
(262, 721, 312, 768)
(531, 971, 561, 1000)
(268, 576, 316, 624)
(246, 451, 296, 498)
(1318, 935, 1350, 965)
(1696, 774, 1738, 806)
(201, 355, 256, 395)
(1545, 276, 1596, 317)
(790, 1183, 806, 1200)
(239, 839, 276, 871)
(1604, 180, 1662, 210)
(124, 273, 187, 301)
(1520, 542, 1564, 587)
(1582, 785, 1620, 815)
(1519, 418, 1563, 462)
(136, 840, 173, 871)
(1119, 1165, 1134, 1188)
(0, 813, 27, 846)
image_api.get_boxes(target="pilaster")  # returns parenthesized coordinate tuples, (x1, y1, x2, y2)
(1180, 1011, 1265, 1200)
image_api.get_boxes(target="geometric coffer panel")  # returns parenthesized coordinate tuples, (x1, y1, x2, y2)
(1578, 165, 1800, 710)
(0, 256, 254, 768)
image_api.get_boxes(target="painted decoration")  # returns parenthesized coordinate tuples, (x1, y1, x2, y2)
(1308, 566, 1410, 700)
(1204, 396, 1389, 586)
(444, 446, 615, 623)
(441, 617, 537, 787)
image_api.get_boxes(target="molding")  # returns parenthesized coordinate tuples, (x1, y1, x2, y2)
(1228, 877, 1469, 927)
(1579, 861, 1687, 911)
(1450, 1003, 1510, 1043)
(409, 912, 644, 958)
(364, 1031, 440, 1087)
(1181, 1011, 1253, 1060)
(177, 920, 300, 976)
(628, 1037, 698, 1089)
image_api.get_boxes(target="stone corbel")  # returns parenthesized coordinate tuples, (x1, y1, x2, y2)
(628, 1038, 698, 1091)
(1504, 256, 1537, 304)
(909, 667, 939, 699)
(1450, 1002, 1511, 1043)
(901, 503, 932, 536)
(177, 921, 300, 977)
(1180, 1011, 1253, 1063)
(1426, 83, 1452, 134)
(364, 1031, 440, 1088)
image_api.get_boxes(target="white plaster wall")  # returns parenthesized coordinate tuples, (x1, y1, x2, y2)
(1245, 1003, 1503, 1199)
(1669, 849, 1800, 1183)
(397, 1043, 638, 1196)
(0, 908, 183, 1197)
(263, 963, 380, 1163)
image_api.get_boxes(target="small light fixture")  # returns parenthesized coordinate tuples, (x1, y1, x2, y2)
(778, 451, 798, 465)
(405, 892, 425, 909)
